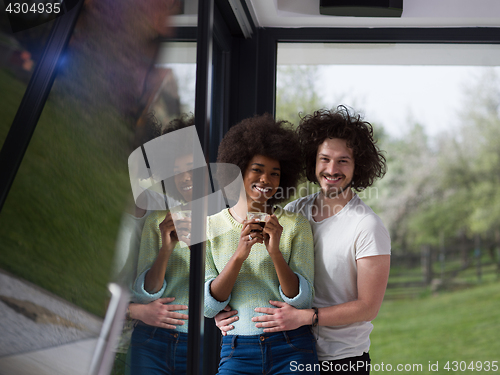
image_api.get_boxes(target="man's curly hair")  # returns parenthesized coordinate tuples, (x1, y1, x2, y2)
(217, 114, 302, 205)
(298, 106, 386, 191)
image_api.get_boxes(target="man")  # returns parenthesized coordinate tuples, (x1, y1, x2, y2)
(216, 106, 391, 374)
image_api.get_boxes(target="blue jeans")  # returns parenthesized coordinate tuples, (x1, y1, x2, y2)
(130, 322, 187, 375)
(218, 326, 319, 375)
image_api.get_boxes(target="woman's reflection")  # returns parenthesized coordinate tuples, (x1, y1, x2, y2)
(113, 114, 195, 375)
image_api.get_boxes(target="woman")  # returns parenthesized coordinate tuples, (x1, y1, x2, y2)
(204, 114, 318, 375)
(111, 113, 189, 375)
(129, 115, 195, 375)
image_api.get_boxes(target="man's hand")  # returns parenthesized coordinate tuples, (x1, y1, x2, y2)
(214, 305, 238, 336)
(130, 297, 188, 330)
(252, 300, 310, 333)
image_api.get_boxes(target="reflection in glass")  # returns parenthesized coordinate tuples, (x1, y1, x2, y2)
(106, 38, 198, 375)
(125, 116, 195, 375)
(0, 1, 182, 374)
(115, 114, 243, 373)
(0, 10, 54, 149)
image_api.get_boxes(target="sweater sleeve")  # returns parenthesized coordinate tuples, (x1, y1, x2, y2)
(204, 219, 231, 318)
(279, 212, 315, 309)
(133, 211, 168, 302)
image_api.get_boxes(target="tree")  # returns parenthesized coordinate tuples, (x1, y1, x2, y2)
(276, 65, 328, 127)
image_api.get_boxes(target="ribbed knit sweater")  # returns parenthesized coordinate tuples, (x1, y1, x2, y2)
(204, 208, 315, 335)
(133, 210, 191, 333)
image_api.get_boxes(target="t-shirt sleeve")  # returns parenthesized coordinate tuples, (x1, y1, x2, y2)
(354, 214, 391, 260)
(284, 196, 312, 220)
(284, 200, 296, 212)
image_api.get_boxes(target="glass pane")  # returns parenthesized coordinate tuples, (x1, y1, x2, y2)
(0, 1, 197, 374)
(0, 8, 55, 149)
(277, 42, 500, 367)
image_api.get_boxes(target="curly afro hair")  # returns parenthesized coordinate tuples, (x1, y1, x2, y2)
(217, 114, 302, 205)
(298, 106, 386, 191)
(161, 114, 195, 203)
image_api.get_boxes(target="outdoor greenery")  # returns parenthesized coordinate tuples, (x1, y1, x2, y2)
(372, 281, 500, 374)
(277, 65, 500, 263)
(275, 65, 500, 368)
(365, 70, 500, 255)
(0, 68, 132, 317)
(276, 65, 326, 127)
(1, 44, 499, 369)
(0, 69, 26, 149)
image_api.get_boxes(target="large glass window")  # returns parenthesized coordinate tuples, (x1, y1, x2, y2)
(277, 42, 500, 368)
(0, 1, 198, 373)
(0, 8, 55, 149)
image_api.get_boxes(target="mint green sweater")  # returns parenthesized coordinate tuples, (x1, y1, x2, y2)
(133, 210, 190, 333)
(204, 208, 315, 335)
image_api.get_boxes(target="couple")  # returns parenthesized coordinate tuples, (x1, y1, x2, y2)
(212, 106, 391, 375)
(132, 106, 390, 375)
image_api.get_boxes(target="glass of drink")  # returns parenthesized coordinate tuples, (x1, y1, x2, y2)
(172, 210, 191, 220)
(172, 210, 192, 246)
(246, 212, 268, 232)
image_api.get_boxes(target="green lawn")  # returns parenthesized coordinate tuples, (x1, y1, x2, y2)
(371, 281, 500, 374)
(0, 69, 132, 317)
(0, 68, 27, 148)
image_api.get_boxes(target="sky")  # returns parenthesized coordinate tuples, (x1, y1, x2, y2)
(317, 65, 499, 139)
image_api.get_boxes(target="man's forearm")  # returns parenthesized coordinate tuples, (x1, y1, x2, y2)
(318, 299, 380, 327)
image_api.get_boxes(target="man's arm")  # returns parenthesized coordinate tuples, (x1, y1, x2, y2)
(253, 255, 390, 332)
(316, 254, 390, 325)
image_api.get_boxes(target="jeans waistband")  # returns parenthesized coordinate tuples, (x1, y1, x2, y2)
(222, 326, 313, 347)
(133, 321, 188, 341)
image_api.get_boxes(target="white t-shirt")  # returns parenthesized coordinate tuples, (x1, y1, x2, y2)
(285, 193, 391, 361)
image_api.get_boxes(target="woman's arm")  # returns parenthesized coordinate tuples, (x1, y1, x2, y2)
(276, 213, 315, 309)
(264, 214, 299, 298)
(133, 212, 174, 301)
(209, 219, 264, 302)
(143, 212, 178, 293)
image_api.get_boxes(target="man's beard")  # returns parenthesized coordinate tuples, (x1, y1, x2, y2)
(320, 175, 353, 199)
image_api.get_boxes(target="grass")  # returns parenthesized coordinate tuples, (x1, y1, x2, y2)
(0, 68, 27, 148)
(0, 69, 132, 317)
(371, 281, 500, 374)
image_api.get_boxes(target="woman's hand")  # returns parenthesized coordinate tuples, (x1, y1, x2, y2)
(208, 219, 264, 302)
(159, 212, 178, 253)
(172, 213, 191, 247)
(263, 214, 283, 255)
(129, 298, 188, 330)
(235, 219, 264, 261)
(144, 212, 178, 293)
